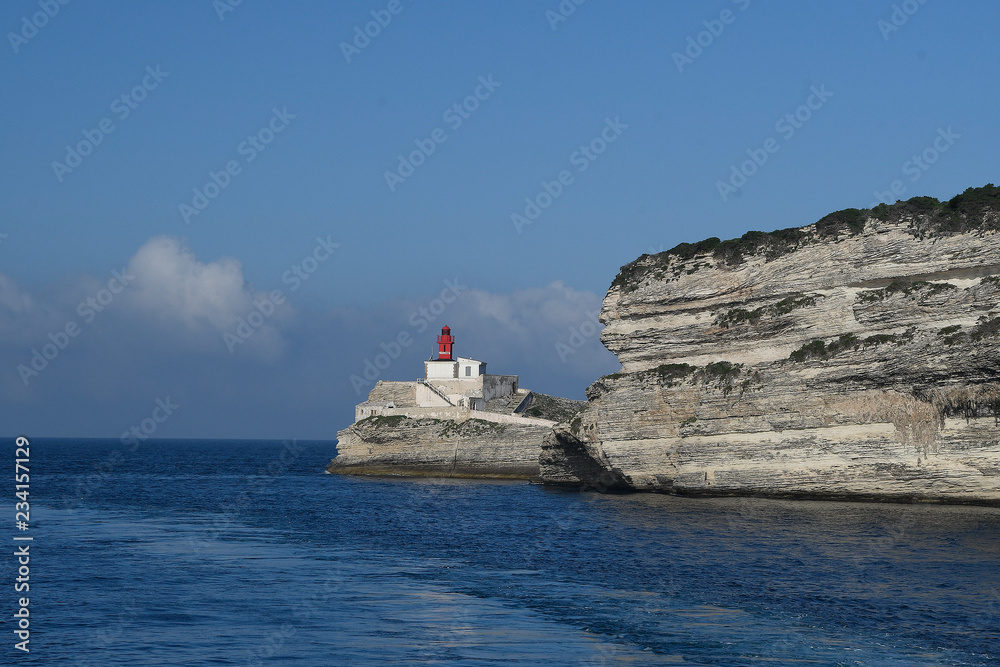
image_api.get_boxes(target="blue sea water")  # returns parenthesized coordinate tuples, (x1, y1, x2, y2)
(3, 437, 999, 665)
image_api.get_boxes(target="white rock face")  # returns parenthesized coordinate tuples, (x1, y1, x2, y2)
(541, 211, 1000, 504)
(329, 415, 551, 480)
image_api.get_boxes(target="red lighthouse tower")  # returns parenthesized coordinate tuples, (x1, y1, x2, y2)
(437, 326, 454, 360)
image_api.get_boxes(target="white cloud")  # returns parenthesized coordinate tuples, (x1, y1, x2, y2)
(128, 237, 250, 329)
(461, 281, 602, 340)
(0, 274, 32, 315)
(124, 236, 289, 359)
(0, 273, 63, 345)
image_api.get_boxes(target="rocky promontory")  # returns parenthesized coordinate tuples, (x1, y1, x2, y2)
(330, 414, 552, 479)
(541, 185, 1000, 504)
(329, 382, 585, 480)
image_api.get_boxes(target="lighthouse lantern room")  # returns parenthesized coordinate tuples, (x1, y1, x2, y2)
(437, 325, 454, 360)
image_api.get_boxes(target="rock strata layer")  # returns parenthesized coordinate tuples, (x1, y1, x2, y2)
(328, 415, 551, 479)
(541, 190, 1000, 504)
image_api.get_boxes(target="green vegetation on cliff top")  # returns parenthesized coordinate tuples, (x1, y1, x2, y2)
(613, 184, 1000, 291)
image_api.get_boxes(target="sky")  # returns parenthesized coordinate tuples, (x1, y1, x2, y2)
(2, 0, 999, 440)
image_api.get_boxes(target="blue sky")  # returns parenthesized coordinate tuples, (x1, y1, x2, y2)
(2, 0, 998, 439)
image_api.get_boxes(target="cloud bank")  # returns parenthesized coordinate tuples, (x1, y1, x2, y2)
(0, 237, 618, 440)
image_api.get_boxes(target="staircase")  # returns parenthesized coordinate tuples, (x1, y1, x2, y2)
(421, 381, 454, 406)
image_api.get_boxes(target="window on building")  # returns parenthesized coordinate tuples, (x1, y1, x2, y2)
(465, 366, 471, 376)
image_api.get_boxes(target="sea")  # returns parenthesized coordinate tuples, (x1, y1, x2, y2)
(3, 437, 999, 666)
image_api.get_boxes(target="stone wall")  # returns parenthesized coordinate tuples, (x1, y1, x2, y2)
(369, 405, 556, 427)
(368, 381, 417, 406)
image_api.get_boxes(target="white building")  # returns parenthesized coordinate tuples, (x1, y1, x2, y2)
(423, 356, 487, 380)
(355, 325, 528, 420)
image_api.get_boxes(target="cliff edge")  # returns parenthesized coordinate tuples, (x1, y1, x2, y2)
(541, 185, 1000, 504)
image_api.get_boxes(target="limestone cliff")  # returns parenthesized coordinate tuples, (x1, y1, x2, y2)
(541, 186, 1000, 504)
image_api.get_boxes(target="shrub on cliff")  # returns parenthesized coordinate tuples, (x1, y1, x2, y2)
(712, 227, 808, 266)
(857, 280, 958, 303)
(946, 184, 1000, 218)
(815, 208, 866, 237)
(873, 196, 940, 222)
(789, 339, 829, 362)
(650, 363, 695, 386)
(971, 316, 1000, 341)
(789, 334, 863, 362)
(891, 185, 1000, 235)
(923, 384, 1000, 425)
(664, 236, 721, 261)
(610, 184, 1000, 291)
(716, 294, 819, 328)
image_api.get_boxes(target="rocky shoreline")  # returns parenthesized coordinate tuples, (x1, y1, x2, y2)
(328, 391, 585, 480)
(333, 186, 1000, 505)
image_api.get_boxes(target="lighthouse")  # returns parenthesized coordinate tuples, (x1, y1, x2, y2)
(423, 325, 488, 383)
(437, 325, 454, 360)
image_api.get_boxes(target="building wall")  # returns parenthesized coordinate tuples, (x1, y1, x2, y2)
(356, 402, 394, 420)
(430, 377, 483, 396)
(482, 374, 518, 402)
(425, 360, 458, 379)
(457, 357, 487, 379)
(362, 369, 517, 416)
